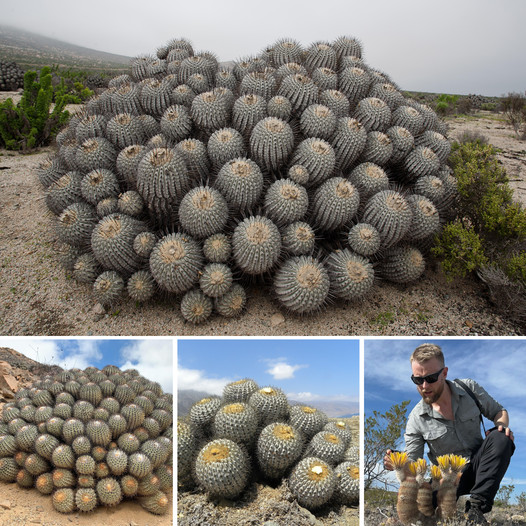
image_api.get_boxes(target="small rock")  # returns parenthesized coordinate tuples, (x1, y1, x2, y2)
(91, 303, 106, 320)
(271, 313, 285, 327)
(0, 500, 11, 510)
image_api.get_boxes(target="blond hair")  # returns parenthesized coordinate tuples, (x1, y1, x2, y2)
(410, 343, 444, 366)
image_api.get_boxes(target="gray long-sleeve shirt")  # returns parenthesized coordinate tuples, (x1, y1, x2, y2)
(404, 378, 504, 465)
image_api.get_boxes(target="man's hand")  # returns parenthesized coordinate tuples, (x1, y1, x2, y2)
(383, 449, 395, 471)
(496, 424, 514, 442)
(486, 424, 514, 441)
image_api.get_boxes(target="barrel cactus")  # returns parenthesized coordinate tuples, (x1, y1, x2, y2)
(0, 365, 172, 516)
(40, 34, 455, 322)
(177, 375, 358, 515)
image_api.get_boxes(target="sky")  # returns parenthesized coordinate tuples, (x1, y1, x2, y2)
(177, 338, 360, 413)
(0, 337, 173, 393)
(364, 338, 526, 501)
(1, 0, 525, 96)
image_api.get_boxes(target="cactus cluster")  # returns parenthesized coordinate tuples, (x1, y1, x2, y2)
(178, 377, 358, 511)
(390, 452, 468, 524)
(0, 61, 25, 91)
(40, 35, 456, 322)
(0, 365, 173, 516)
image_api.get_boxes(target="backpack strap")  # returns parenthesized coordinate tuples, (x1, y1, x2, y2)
(454, 378, 486, 434)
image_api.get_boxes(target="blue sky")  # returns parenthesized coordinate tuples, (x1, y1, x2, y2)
(2, 0, 525, 95)
(0, 338, 173, 393)
(364, 338, 526, 501)
(177, 338, 359, 413)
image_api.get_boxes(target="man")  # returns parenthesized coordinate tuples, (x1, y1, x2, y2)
(384, 343, 515, 524)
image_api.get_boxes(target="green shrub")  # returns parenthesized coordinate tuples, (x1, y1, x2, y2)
(365, 487, 397, 507)
(54, 70, 94, 103)
(435, 140, 526, 286)
(481, 102, 497, 112)
(435, 93, 458, 115)
(450, 141, 519, 234)
(364, 400, 410, 491)
(432, 220, 488, 280)
(501, 251, 526, 284)
(435, 101, 449, 116)
(0, 67, 71, 150)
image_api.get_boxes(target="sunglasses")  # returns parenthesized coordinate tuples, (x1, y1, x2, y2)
(411, 367, 445, 385)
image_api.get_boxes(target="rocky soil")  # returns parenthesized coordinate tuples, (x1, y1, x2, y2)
(364, 500, 526, 526)
(0, 348, 173, 526)
(0, 94, 525, 336)
(177, 416, 359, 526)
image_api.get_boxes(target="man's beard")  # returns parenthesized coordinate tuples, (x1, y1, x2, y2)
(420, 382, 444, 405)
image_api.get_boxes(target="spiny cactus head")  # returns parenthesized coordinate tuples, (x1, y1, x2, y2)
(307, 461, 331, 482)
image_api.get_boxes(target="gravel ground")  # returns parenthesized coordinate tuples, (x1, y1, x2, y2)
(0, 102, 524, 336)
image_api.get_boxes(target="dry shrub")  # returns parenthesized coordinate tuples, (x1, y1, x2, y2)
(456, 129, 489, 146)
(478, 265, 526, 325)
(501, 92, 526, 139)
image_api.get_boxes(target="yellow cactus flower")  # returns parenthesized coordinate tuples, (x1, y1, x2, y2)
(414, 458, 427, 475)
(408, 460, 419, 476)
(390, 451, 409, 469)
(436, 455, 451, 472)
(430, 464, 442, 481)
(448, 454, 468, 472)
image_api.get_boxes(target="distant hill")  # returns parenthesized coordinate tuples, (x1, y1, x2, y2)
(178, 389, 216, 416)
(0, 25, 131, 73)
(178, 389, 358, 418)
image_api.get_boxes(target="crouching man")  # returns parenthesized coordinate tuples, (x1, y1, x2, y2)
(384, 343, 515, 525)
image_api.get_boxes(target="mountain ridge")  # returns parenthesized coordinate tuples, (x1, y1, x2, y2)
(178, 388, 359, 418)
(0, 24, 131, 72)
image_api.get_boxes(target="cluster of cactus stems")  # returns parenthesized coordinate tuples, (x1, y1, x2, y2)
(0, 365, 172, 515)
(390, 452, 468, 524)
(38, 35, 457, 322)
(178, 377, 359, 511)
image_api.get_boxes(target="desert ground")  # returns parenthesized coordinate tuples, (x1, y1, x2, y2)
(0, 93, 525, 336)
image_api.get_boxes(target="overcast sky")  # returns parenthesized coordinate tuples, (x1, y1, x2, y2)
(2, 0, 524, 96)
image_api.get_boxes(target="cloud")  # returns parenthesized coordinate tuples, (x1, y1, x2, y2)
(502, 477, 526, 486)
(0, 338, 103, 370)
(59, 340, 103, 370)
(264, 358, 308, 380)
(0, 338, 62, 365)
(119, 340, 173, 394)
(364, 340, 414, 390)
(177, 366, 233, 396)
